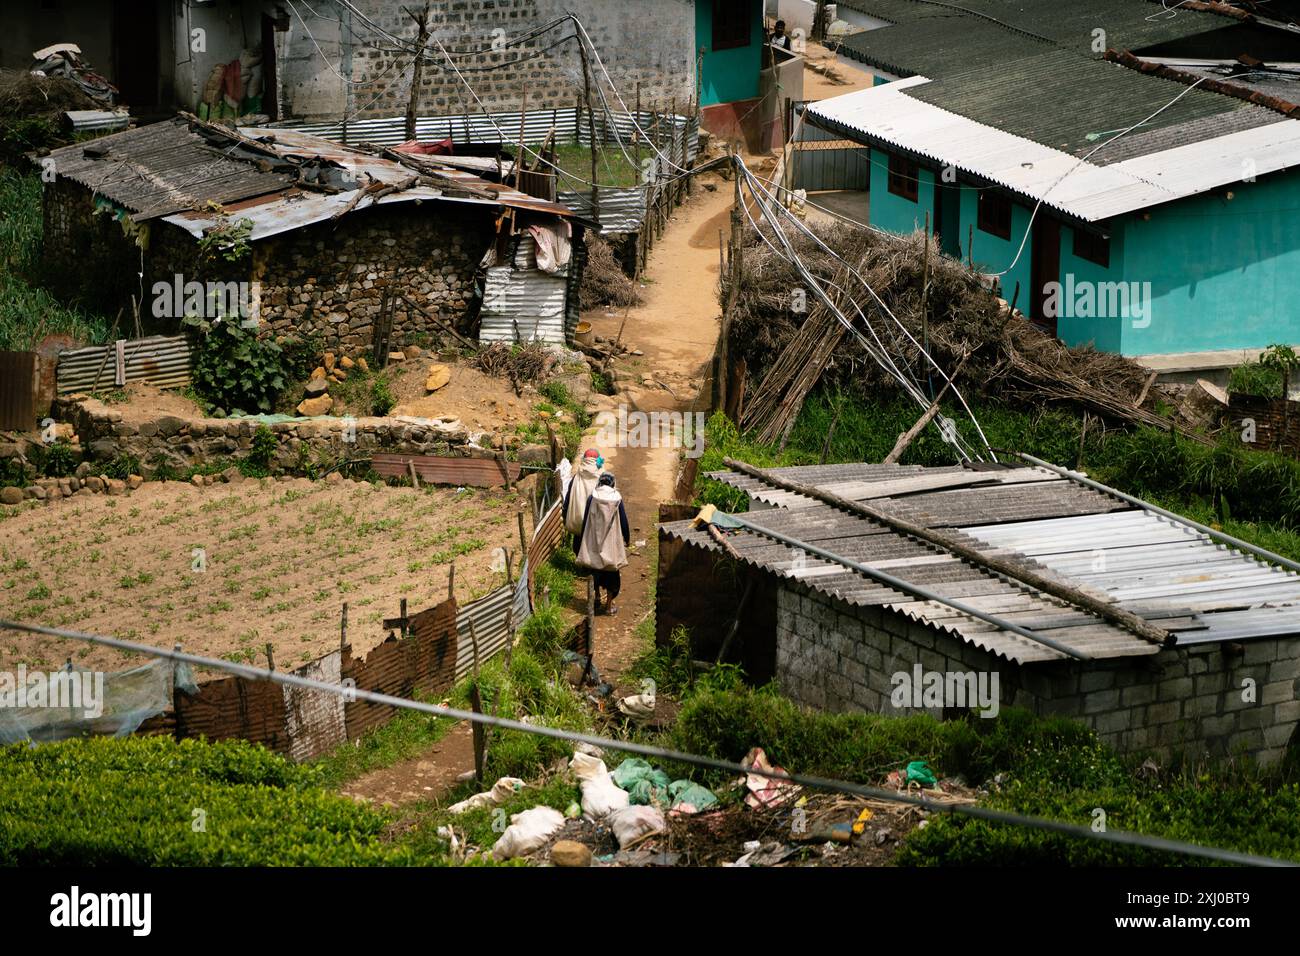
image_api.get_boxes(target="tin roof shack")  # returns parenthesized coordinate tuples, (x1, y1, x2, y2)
(39, 115, 586, 354)
(795, 0, 1300, 376)
(659, 462, 1300, 766)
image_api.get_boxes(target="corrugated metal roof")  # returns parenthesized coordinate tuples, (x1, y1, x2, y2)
(835, 0, 1266, 157)
(803, 77, 1300, 221)
(675, 461, 1300, 662)
(44, 118, 296, 220)
(961, 511, 1300, 644)
(48, 116, 578, 244)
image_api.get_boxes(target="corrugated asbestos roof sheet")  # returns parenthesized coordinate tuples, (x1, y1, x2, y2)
(48, 116, 577, 242)
(835, 0, 1272, 158)
(44, 117, 296, 220)
(804, 77, 1300, 221)
(669, 461, 1300, 664)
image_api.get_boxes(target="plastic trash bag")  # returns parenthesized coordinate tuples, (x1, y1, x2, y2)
(491, 806, 565, 860)
(611, 758, 671, 806)
(668, 780, 718, 814)
(608, 805, 665, 848)
(570, 752, 629, 819)
(448, 776, 525, 815)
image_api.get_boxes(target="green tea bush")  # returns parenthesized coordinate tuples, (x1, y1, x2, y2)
(0, 736, 416, 866)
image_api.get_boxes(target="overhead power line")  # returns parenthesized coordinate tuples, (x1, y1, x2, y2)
(0, 617, 1291, 867)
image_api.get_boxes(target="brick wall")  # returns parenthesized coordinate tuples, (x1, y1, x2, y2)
(774, 581, 1300, 766)
(345, 0, 696, 121)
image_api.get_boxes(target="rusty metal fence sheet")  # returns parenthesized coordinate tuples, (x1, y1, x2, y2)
(56, 334, 192, 395)
(0, 351, 38, 430)
(455, 566, 532, 682)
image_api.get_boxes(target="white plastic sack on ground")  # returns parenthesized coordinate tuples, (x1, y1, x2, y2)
(609, 805, 666, 848)
(491, 806, 565, 860)
(448, 776, 525, 815)
(570, 752, 629, 819)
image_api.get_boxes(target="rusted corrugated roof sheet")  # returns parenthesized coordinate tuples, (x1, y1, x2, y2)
(46, 115, 579, 242)
(681, 461, 1300, 661)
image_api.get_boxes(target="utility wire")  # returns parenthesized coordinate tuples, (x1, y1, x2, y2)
(0, 617, 1290, 867)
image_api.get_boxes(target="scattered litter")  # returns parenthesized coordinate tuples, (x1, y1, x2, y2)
(448, 776, 525, 814)
(852, 808, 874, 834)
(886, 760, 939, 790)
(608, 805, 666, 848)
(741, 747, 799, 809)
(728, 842, 802, 867)
(611, 758, 670, 806)
(617, 691, 656, 722)
(565, 802, 582, 819)
(570, 752, 629, 819)
(668, 780, 718, 815)
(491, 806, 565, 860)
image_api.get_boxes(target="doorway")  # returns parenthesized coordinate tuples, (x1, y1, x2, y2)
(1030, 216, 1061, 335)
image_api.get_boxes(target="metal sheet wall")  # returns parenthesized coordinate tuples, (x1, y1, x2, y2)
(56, 335, 192, 395)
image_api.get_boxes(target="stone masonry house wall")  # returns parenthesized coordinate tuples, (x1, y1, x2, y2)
(774, 580, 1300, 767)
(42, 179, 496, 354)
(346, 0, 697, 121)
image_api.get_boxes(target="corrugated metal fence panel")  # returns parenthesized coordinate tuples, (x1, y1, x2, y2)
(557, 187, 649, 234)
(283, 650, 347, 762)
(454, 568, 531, 682)
(275, 108, 700, 159)
(56, 334, 192, 395)
(0, 351, 38, 430)
(793, 119, 870, 192)
(479, 267, 569, 345)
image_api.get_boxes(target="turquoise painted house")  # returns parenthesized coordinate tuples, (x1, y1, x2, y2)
(799, 0, 1300, 363)
(695, 0, 765, 108)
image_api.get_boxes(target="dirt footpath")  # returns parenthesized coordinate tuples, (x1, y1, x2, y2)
(583, 179, 736, 680)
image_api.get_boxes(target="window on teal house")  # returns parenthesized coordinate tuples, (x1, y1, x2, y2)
(977, 191, 1011, 240)
(887, 154, 918, 202)
(1073, 228, 1110, 268)
(712, 0, 752, 50)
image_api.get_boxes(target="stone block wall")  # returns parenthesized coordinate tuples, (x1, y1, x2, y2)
(774, 581, 1300, 767)
(42, 181, 496, 354)
(55, 397, 487, 481)
(347, 0, 696, 120)
(255, 204, 495, 353)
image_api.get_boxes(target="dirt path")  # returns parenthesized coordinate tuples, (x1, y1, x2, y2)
(582, 179, 737, 682)
(340, 723, 477, 808)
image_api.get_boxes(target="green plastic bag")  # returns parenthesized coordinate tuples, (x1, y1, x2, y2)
(668, 779, 718, 812)
(906, 760, 938, 788)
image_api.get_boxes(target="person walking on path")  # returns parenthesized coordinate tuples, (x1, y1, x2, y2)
(576, 472, 629, 615)
(563, 448, 604, 540)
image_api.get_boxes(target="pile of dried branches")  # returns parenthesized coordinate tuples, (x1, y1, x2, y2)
(473, 341, 553, 394)
(579, 234, 642, 308)
(725, 220, 1180, 438)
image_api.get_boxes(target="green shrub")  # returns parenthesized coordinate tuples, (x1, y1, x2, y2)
(32, 440, 80, 478)
(184, 314, 287, 414)
(370, 374, 396, 416)
(246, 423, 278, 475)
(0, 736, 416, 866)
(103, 453, 141, 480)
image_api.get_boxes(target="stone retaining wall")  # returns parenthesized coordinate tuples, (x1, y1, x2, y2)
(51, 396, 491, 480)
